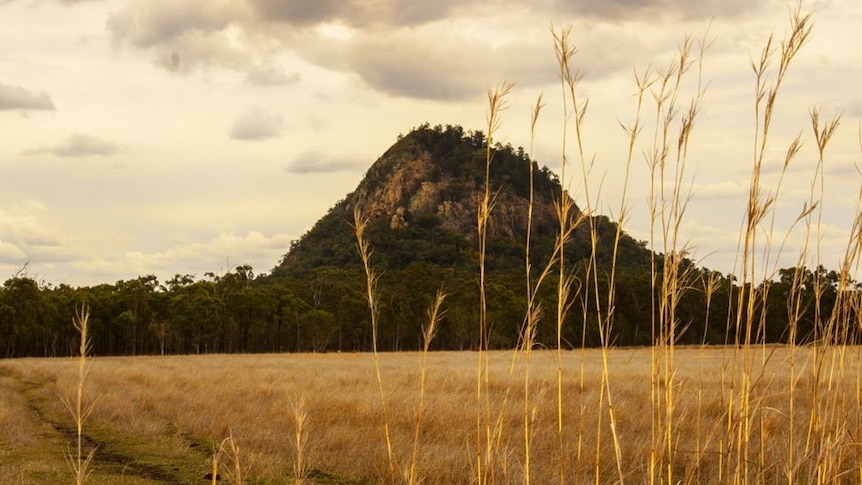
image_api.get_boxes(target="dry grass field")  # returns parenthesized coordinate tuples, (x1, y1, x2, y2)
(2, 346, 862, 484)
(2, 6, 858, 485)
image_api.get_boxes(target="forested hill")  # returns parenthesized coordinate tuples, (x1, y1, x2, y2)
(273, 123, 650, 277)
(266, 123, 670, 350)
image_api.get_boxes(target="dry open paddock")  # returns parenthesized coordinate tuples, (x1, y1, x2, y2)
(2, 346, 861, 484)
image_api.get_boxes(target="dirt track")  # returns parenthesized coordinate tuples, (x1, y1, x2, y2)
(0, 365, 197, 485)
(0, 362, 364, 485)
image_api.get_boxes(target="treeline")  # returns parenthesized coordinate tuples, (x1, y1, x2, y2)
(1, 261, 858, 358)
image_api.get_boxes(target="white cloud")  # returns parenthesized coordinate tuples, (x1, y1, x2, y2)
(0, 208, 60, 249)
(27, 133, 125, 158)
(107, 0, 243, 49)
(229, 108, 283, 140)
(74, 230, 294, 283)
(0, 240, 26, 261)
(1, 217, 296, 285)
(0, 82, 56, 111)
(0, 205, 68, 269)
(285, 151, 365, 174)
(97, 0, 659, 101)
(550, 0, 762, 22)
(245, 0, 467, 28)
(245, 64, 301, 85)
(107, 0, 251, 74)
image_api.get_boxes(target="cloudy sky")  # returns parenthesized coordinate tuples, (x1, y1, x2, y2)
(2, 0, 860, 287)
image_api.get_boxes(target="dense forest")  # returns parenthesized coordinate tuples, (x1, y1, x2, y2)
(2, 125, 859, 357)
(2, 262, 856, 358)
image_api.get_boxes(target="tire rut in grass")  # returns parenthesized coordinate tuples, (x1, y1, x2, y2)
(16, 375, 191, 484)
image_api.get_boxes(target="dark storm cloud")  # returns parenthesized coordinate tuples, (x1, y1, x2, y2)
(0, 82, 56, 111)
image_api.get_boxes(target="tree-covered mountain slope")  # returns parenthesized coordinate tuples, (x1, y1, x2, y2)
(273, 123, 650, 278)
(269, 124, 674, 349)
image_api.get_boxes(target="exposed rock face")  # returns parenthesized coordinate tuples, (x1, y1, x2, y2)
(390, 207, 407, 230)
(353, 151, 434, 227)
(353, 151, 435, 223)
(349, 136, 562, 243)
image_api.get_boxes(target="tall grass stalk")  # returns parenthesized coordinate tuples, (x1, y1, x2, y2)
(517, 93, 551, 485)
(700, 270, 722, 346)
(407, 290, 445, 485)
(475, 81, 513, 485)
(557, 29, 613, 484)
(289, 395, 310, 485)
(771, 171, 824, 482)
(208, 430, 249, 485)
(551, 26, 582, 483)
(211, 437, 228, 485)
(524, 94, 545, 329)
(61, 304, 96, 485)
(591, 46, 656, 485)
(804, 108, 843, 482)
(726, 7, 812, 483)
(354, 206, 397, 484)
(519, 304, 540, 485)
(222, 430, 249, 485)
(639, 24, 711, 484)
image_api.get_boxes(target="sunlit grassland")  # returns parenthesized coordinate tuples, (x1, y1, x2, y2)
(2, 4, 860, 485)
(2, 347, 862, 484)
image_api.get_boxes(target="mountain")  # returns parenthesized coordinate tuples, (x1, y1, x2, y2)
(274, 123, 648, 277)
(268, 124, 669, 349)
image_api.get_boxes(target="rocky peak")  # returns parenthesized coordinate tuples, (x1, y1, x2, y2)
(347, 124, 565, 242)
(273, 123, 584, 276)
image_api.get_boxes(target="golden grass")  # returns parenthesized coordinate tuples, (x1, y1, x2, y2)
(1, 5, 857, 485)
(2, 347, 861, 484)
(61, 305, 96, 485)
(353, 205, 397, 483)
